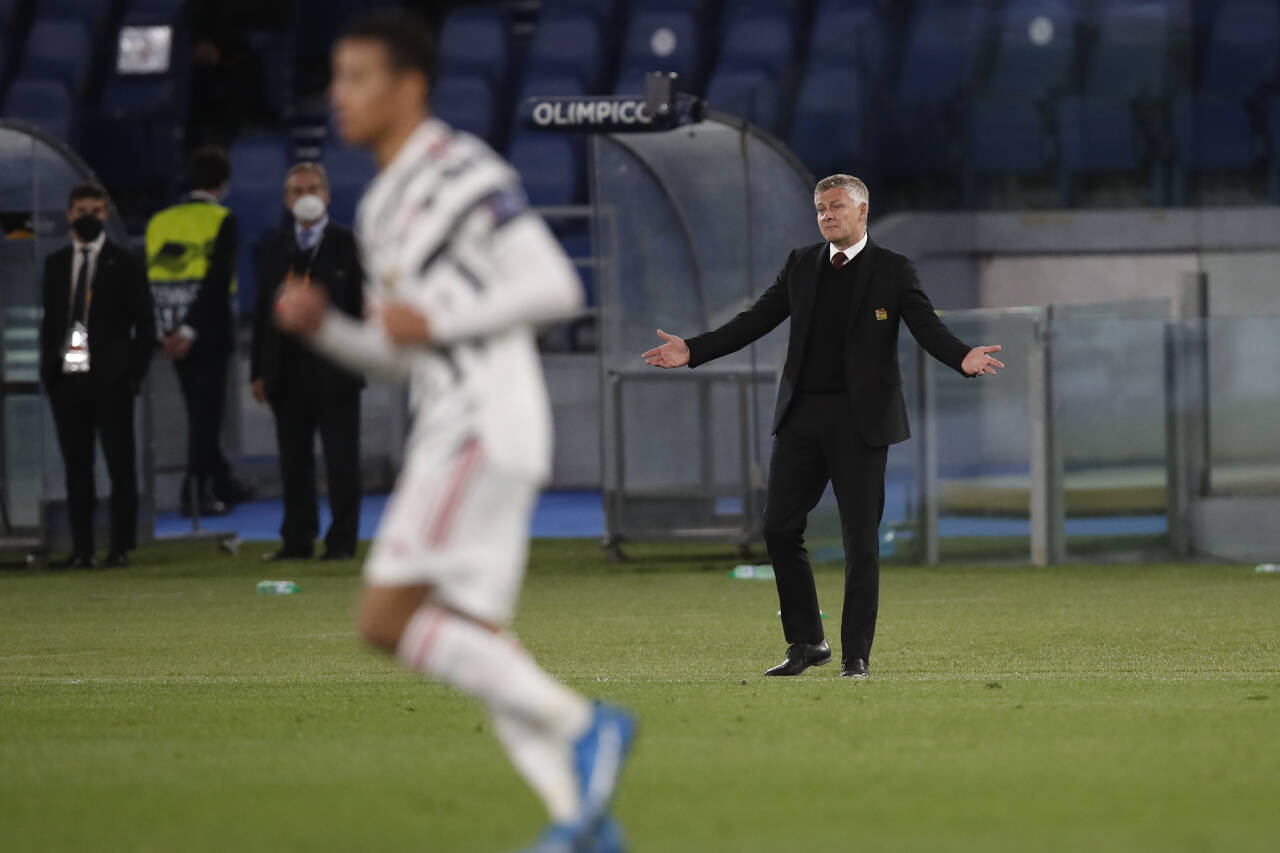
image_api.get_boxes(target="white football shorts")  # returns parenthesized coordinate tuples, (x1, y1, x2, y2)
(363, 431, 539, 626)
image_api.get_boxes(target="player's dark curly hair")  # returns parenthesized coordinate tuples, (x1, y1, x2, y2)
(339, 7, 437, 86)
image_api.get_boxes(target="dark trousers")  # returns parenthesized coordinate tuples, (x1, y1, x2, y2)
(271, 388, 361, 555)
(48, 374, 138, 556)
(174, 350, 232, 500)
(763, 391, 888, 664)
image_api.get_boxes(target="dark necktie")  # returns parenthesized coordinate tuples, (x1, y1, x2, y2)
(71, 247, 91, 324)
(831, 251, 847, 269)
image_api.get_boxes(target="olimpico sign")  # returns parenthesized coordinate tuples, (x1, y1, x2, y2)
(517, 75, 706, 134)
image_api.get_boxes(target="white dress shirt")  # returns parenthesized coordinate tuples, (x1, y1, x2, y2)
(69, 231, 107, 321)
(828, 231, 869, 265)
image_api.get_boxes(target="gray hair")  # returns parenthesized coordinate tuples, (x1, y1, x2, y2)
(285, 161, 329, 189)
(814, 174, 869, 207)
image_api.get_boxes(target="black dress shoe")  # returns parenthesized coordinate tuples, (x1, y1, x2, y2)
(52, 554, 95, 569)
(841, 658, 869, 679)
(103, 551, 130, 568)
(764, 640, 832, 676)
(216, 478, 256, 505)
(262, 549, 312, 562)
(320, 550, 356, 561)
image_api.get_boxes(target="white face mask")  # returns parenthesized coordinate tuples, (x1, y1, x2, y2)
(292, 194, 327, 223)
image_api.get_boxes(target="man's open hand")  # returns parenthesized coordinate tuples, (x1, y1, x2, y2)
(641, 329, 690, 368)
(962, 345, 1004, 377)
(274, 276, 329, 336)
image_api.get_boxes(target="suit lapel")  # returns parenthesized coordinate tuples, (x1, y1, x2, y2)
(845, 238, 877, 330)
(87, 243, 116, 327)
(790, 242, 828, 338)
(50, 249, 72, 328)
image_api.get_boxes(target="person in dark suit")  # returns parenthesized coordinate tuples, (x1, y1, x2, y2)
(643, 174, 1005, 679)
(146, 146, 254, 517)
(39, 183, 156, 568)
(250, 162, 364, 561)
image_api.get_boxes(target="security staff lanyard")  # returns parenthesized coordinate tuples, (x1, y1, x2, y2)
(70, 246, 95, 325)
(287, 229, 325, 286)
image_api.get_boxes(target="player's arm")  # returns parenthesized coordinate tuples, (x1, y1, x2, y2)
(275, 281, 411, 382)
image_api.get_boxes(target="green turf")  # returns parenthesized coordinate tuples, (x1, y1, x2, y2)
(2, 539, 1278, 852)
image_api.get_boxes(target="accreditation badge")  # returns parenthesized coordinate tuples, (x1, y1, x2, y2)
(63, 321, 90, 373)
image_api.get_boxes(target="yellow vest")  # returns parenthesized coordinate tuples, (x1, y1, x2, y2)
(145, 200, 236, 331)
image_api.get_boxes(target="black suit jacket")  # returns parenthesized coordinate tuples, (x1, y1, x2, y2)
(250, 221, 365, 400)
(686, 239, 971, 446)
(39, 240, 156, 393)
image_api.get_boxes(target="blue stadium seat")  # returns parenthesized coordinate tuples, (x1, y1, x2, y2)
(1057, 96, 1143, 175)
(1199, 0, 1280, 98)
(1172, 94, 1257, 172)
(439, 7, 509, 92)
(787, 66, 870, 181)
(716, 10, 794, 76)
(614, 10, 703, 94)
(967, 99, 1050, 177)
(3, 77, 76, 142)
(518, 71, 587, 102)
(88, 77, 184, 191)
(526, 12, 606, 91)
(877, 99, 957, 177)
(228, 133, 291, 313)
(705, 67, 782, 134)
(38, 0, 114, 29)
(508, 132, 584, 207)
(431, 75, 498, 144)
(981, 0, 1078, 101)
(894, 2, 987, 102)
(20, 18, 94, 92)
(809, 0, 890, 82)
(321, 142, 378, 231)
(1085, 0, 1181, 98)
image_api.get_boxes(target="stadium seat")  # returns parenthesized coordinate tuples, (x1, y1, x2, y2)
(894, 2, 987, 102)
(321, 142, 378, 232)
(705, 67, 782, 134)
(716, 10, 794, 76)
(87, 76, 183, 191)
(228, 133, 291, 313)
(525, 12, 606, 92)
(614, 10, 703, 94)
(1056, 95, 1160, 205)
(1199, 0, 1280, 98)
(2, 77, 76, 142)
(967, 99, 1051, 177)
(980, 0, 1078, 101)
(787, 66, 870, 181)
(508, 132, 583, 207)
(1171, 92, 1259, 202)
(1084, 0, 1181, 99)
(38, 0, 114, 30)
(439, 7, 509, 92)
(808, 0, 890, 83)
(518, 71, 587, 102)
(431, 75, 498, 145)
(19, 18, 94, 93)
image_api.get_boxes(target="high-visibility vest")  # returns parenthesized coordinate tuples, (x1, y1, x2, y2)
(145, 199, 236, 332)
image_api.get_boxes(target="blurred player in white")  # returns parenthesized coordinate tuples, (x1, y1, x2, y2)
(273, 11, 635, 853)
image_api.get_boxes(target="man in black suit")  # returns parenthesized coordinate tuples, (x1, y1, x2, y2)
(643, 174, 1004, 679)
(39, 183, 156, 568)
(250, 162, 364, 561)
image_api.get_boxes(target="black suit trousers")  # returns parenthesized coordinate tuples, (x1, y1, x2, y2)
(49, 374, 138, 555)
(271, 388, 361, 555)
(763, 391, 888, 664)
(174, 349, 232, 495)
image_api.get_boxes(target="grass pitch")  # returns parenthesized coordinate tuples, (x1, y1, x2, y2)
(1, 539, 1277, 852)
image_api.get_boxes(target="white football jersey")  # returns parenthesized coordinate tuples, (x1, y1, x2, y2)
(310, 119, 582, 480)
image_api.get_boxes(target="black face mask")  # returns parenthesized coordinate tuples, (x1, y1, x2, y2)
(71, 214, 104, 242)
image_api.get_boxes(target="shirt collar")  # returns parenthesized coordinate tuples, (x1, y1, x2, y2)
(296, 215, 329, 244)
(186, 190, 221, 204)
(829, 232, 868, 263)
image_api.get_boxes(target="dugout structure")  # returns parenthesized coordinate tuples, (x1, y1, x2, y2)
(592, 113, 814, 556)
(0, 120, 155, 558)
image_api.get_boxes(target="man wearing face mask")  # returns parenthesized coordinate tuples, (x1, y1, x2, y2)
(250, 162, 365, 561)
(146, 146, 254, 517)
(39, 183, 156, 568)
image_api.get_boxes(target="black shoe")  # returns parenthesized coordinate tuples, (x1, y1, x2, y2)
(764, 640, 832, 676)
(52, 553, 95, 569)
(262, 549, 312, 562)
(215, 478, 256, 505)
(103, 551, 130, 568)
(320, 549, 355, 561)
(840, 658, 869, 679)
